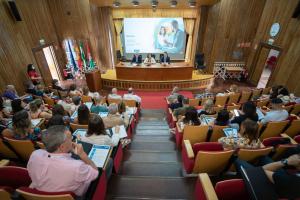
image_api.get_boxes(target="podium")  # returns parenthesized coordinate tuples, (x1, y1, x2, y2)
(85, 70, 102, 92)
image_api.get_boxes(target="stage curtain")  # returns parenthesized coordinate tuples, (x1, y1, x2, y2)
(184, 19, 195, 62)
(114, 19, 123, 56)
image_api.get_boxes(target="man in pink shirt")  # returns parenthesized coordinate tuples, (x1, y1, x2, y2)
(27, 125, 98, 197)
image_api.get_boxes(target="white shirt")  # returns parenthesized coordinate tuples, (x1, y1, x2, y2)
(144, 57, 156, 64)
(88, 92, 100, 99)
(80, 134, 120, 147)
(108, 94, 122, 100)
(123, 93, 141, 103)
(261, 109, 289, 124)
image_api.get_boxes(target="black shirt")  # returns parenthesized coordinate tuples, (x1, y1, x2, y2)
(231, 114, 259, 125)
(273, 170, 300, 199)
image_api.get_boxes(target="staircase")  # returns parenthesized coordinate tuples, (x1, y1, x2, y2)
(106, 109, 196, 200)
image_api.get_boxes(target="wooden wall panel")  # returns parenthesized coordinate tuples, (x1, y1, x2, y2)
(202, 0, 266, 72)
(246, 0, 300, 95)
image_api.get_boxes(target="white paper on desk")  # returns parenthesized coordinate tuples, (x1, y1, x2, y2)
(234, 109, 240, 117)
(99, 112, 108, 118)
(72, 129, 87, 137)
(106, 125, 127, 139)
(126, 107, 136, 115)
(204, 116, 214, 124)
(71, 111, 78, 119)
(31, 118, 42, 127)
(88, 145, 110, 168)
(256, 108, 265, 120)
(85, 102, 93, 110)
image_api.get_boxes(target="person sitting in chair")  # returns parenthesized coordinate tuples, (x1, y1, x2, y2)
(160, 52, 170, 65)
(144, 54, 156, 65)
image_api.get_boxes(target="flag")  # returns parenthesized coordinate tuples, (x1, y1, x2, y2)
(85, 41, 95, 69)
(67, 40, 78, 71)
(74, 42, 83, 71)
(79, 41, 87, 70)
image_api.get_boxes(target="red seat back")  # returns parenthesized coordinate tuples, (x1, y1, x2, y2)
(215, 179, 250, 200)
(0, 166, 31, 189)
(193, 142, 223, 155)
(17, 187, 75, 198)
(294, 135, 300, 143)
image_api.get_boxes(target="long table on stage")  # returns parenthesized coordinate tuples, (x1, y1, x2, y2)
(115, 62, 193, 81)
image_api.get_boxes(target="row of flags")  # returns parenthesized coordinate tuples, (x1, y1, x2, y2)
(65, 39, 95, 73)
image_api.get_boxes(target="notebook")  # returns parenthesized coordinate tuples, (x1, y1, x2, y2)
(88, 145, 111, 168)
(223, 128, 238, 138)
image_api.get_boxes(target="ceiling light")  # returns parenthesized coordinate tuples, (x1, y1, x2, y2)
(151, 0, 158, 8)
(132, 1, 139, 7)
(113, 1, 121, 7)
(188, 1, 196, 8)
(170, 0, 177, 8)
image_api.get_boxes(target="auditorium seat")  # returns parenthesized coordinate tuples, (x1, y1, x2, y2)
(291, 104, 300, 115)
(43, 97, 55, 107)
(0, 159, 9, 167)
(108, 98, 122, 105)
(237, 147, 273, 163)
(16, 187, 75, 200)
(294, 135, 300, 143)
(226, 104, 240, 111)
(36, 141, 45, 149)
(0, 166, 31, 190)
(262, 87, 271, 95)
(251, 89, 262, 98)
(284, 119, 300, 138)
(215, 95, 228, 107)
(4, 138, 36, 161)
(238, 91, 252, 104)
(263, 137, 297, 160)
(182, 140, 234, 175)
(123, 99, 136, 107)
(213, 106, 224, 113)
(282, 104, 294, 113)
(259, 121, 289, 140)
(227, 93, 241, 105)
(180, 125, 209, 147)
(256, 99, 269, 108)
(81, 95, 92, 103)
(0, 187, 11, 200)
(209, 125, 228, 142)
(113, 143, 123, 174)
(189, 99, 200, 107)
(201, 97, 213, 106)
(70, 123, 88, 131)
(0, 138, 18, 159)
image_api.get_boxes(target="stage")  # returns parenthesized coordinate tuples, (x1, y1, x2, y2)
(101, 68, 214, 91)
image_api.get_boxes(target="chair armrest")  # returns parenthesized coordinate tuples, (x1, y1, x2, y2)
(0, 159, 10, 167)
(232, 103, 237, 106)
(281, 133, 298, 145)
(176, 122, 183, 133)
(199, 173, 218, 200)
(290, 114, 300, 120)
(172, 113, 177, 122)
(183, 140, 194, 159)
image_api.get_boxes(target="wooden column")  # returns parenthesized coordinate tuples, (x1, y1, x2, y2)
(85, 70, 102, 92)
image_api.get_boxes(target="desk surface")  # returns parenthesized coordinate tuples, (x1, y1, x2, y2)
(115, 62, 194, 81)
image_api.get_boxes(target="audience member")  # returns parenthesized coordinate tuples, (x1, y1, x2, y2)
(178, 108, 201, 126)
(173, 98, 194, 118)
(261, 98, 289, 124)
(219, 119, 261, 149)
(118, 101, 130, 127)
(213, 109, 230, 126)
(102, 103, 124, 128)
(27, 64, 41, 85)
(91, 96, 108, 114)
(74, 104, 90, 125)
(2, 85, 19, 100)
(52, 79, 65, 91)
(27, 125, 98, 197)
(51, 104, 69, 123)
(167, 86, 180, 103)
(29, 99, 52, 119)
(198, 99, 216, 116)
(144, 53, 156, 65)
(108, 88, 122, 100)
(79, 114, 119, 147)
(11, 99, 24, 114)
(123, 87, 141, 104)
(82, 86, 100, 99)
(69, 84, 82, 97)
(169, 95, 184, 110)
(231, 101, 258, 126)
(24, 81, 37, 95)
(47, 115, 65, 127)
(228, 84, 239, 94)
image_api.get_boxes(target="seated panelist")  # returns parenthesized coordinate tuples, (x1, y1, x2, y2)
(160, 52, 170, 65)
(131, 54, 142, 65)
(144, 54, 156, 65)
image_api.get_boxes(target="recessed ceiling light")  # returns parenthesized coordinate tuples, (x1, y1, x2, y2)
(113, 1, 121, 7)
(188, 1, 196, 8)
(170, 0, 177, 8)
(132, 1, 139, 7)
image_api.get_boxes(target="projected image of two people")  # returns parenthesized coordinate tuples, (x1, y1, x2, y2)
(155, 19, 186, 54)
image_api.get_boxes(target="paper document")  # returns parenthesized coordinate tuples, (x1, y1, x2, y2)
(106, 125, 127, 139)
(99, 112, 108, 118)
(31, 118, 42, 127)
(71, 111, 78, 119)
(88, 145, 110, 168)
(234, 109, 240, 117)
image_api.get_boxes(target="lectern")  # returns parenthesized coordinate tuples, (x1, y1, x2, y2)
(85, 70, 102, 92)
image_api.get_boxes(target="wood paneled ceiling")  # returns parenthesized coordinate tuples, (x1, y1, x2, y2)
(89, 0, 220, 8)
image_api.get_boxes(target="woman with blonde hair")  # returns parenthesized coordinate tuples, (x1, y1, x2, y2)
(198, 99, 216, 116)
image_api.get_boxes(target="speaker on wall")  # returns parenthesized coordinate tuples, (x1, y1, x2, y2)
(7, 0, 22, 21)
(292, 0, 300, 18)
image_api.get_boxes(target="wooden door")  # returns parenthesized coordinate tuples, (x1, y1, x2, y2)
(33, 50, 53, 86)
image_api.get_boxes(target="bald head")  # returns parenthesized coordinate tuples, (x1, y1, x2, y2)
(112, 88, 118, 95)
(128, 87, 133, 94)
